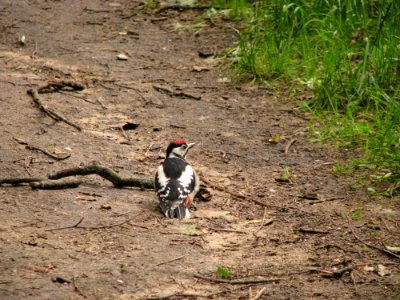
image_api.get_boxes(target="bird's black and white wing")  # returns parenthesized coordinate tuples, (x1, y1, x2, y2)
(155, 158, 196, 219)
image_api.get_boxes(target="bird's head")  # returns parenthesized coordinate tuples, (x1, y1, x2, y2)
(166, 139, 195, 159)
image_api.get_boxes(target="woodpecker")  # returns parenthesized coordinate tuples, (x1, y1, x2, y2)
(155, 140, 200, 219)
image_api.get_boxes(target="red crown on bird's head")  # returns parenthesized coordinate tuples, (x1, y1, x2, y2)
(171, 139, 187, 146)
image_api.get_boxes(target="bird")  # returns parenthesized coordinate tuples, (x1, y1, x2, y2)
(155, 139, 200, 219)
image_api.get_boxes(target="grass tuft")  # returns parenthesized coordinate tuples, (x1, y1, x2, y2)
(212, 0, 400, 194)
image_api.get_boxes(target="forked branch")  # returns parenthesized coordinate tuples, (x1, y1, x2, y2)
(48, 164, 154, 189)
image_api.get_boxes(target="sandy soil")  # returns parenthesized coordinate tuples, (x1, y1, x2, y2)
(0, 1, 399, 299)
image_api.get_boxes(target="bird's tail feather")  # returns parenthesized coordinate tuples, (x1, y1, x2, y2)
(166, 203, 189, 219)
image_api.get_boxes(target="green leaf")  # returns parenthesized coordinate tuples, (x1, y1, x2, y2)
(216, 266, 232, 278)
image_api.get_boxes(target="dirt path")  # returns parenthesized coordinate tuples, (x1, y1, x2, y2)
(0, 1, 399, 299)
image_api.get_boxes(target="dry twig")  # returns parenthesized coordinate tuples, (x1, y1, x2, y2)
(254, 208, 273, 235)
(298, 227, 329, 234)
(194, 274, 281, 284)
(284, 138, 297, 154)
(46, 217, 84, 231)
(206, 226, 247, 234)
(27, 88, 82, 131)
(250, 287, 267, 300)
(308, 196, 346, 204)
(350, 272, 358, 296)
(156, 255, 185, 266)
(153, 84, 201, 100)
(321, 266, 353, 278)
(156, 4, 210, 14)
(347, 217, 400, 259)
(146, 288, 236, 300)
(58, 90, 98, 105)
(13, 137, 70, 160)
(46, 215, 143, 231)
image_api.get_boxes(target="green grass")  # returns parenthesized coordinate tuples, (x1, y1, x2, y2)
(211, 0, 400, 194)
(216, 266, 232, 278)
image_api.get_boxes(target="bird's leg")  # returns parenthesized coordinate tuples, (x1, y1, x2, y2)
(184, 196, 192, 208)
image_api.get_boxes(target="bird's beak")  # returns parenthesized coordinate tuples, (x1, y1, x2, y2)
(187, 143, 196, 149)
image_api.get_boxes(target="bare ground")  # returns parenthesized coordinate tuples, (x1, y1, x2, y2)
(0, 1, 399, 299)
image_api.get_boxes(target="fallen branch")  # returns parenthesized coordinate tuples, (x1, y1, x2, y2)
(37, 80, 85, 93)
(27, 88, 82, 131)
(30, 179, 81, 190)
(0, 177, 45, 186)
(14, 137, 71, 160)
(194, 274, 281, 284)
(48, 164, 154, 189)
(348, 217, 400, 259)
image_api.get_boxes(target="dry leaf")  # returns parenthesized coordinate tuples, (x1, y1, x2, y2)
(192, 65, 210, 72)
(217, 77, 231, 84)
(363, 266, 374, 272)
(195, 186, 212, 202)
(377, 264, 390, 276)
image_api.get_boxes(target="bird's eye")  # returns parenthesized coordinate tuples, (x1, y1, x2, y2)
(182, 145, 187, 149)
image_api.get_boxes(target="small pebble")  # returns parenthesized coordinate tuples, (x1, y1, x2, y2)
(117, 53, 129, 60)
